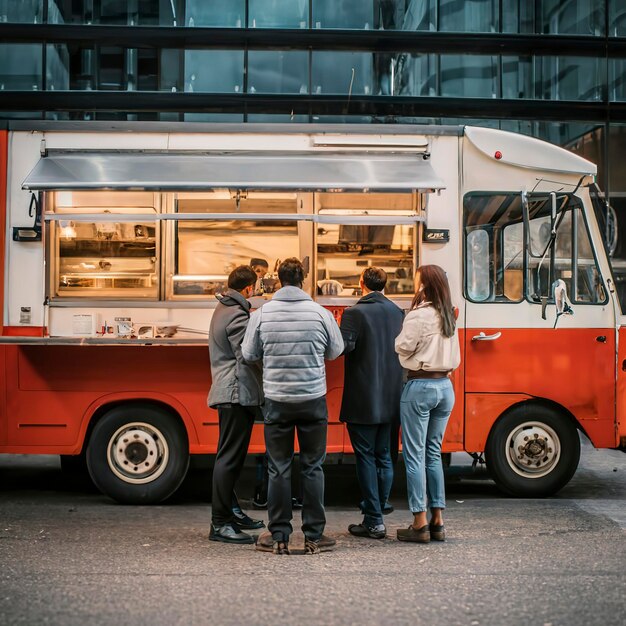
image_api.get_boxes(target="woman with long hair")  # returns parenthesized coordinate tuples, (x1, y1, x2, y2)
(395, 265, 461, 543)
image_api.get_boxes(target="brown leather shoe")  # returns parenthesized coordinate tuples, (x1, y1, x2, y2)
(305, 534, 337, 553)
(255, 531, 273, 552)
(429, 524, 445, 541)
(397, 524, 431, 543)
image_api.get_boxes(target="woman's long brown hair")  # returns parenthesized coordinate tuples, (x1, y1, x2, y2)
(410, 264, 456, 338)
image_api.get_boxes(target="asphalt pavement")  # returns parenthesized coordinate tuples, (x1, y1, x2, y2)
(0, 437, 624, 626)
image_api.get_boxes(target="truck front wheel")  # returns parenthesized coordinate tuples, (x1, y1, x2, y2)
(86, 404, 190, 504)
(485, 404, 580, 497)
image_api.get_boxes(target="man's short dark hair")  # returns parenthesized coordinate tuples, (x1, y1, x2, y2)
(362, 267, 387, 292)
(278, 257, 304, 287)
(250, 257, 268, 269)
(228, 265, 257, 291)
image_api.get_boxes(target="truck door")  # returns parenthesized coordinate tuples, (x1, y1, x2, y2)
(462, 191, 615, 496)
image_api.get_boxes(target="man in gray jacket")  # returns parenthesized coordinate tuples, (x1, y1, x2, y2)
(208, 266, 265, 545)
(242, 258, 344, 555)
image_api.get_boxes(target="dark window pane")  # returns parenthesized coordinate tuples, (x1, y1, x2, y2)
(538, 0, 605, 36)
(160, 50, 182, 92)
(312, 52, 374, 95)
(536, 56, 604, 101)
(0, 0, 43, 23)
(610, 59, 626, 102)
(395, 54, 437, 96)
(0, 44, 42, 90)
(502, 56, 532, 99)
(312, 0, 435, 30)
(248, 51, 308, 94)
(47, 0, 183, 25)
(503, 0, 605, 36)
(249, 0, 308, 28)
(610, 0, 626, 36)
(440, 55, 498, 98)
(185, 0, 244, 27)
(312, 0, 373, 29)
(502, 0, 534, 33)
(184, 113, 244, 122)
(439, 0, 498, 33)
(46, 44, 69, 91)
(184, 50, 244, 92)
(98, 47, 126, 90)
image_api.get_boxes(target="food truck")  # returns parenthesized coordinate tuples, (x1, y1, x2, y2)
(0, 122, 623, 504)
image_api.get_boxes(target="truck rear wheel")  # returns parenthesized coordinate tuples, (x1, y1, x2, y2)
(485, 404, 580, 497)
(86, 404, 189, 504)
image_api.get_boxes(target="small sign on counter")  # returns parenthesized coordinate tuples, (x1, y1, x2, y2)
(72, 314, 96, 336)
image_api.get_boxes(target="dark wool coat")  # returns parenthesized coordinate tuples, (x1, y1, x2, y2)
(339, 291, 404, 424)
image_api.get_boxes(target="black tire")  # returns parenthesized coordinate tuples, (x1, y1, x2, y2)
(485, 403, 580, 497)
(86, 403, 190, 504)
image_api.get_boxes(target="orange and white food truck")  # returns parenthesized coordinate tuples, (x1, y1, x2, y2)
(0, 122, 623, 504)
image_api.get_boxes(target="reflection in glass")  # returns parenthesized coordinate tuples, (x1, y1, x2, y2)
(440, 55, 497, 98)
(502, 0, 605, 35)
(610, 0, 626, 36)
(317, 223, 414, 297)
(610, 59, 626, 102)
(174, 219, 300, 296)
(502, 56, 532, 99)
(395, 54, 436, 97)
(466, 229, 490, 301)
(249, 0, 308, 28)
(0, 0, 42, 23)
(184, 50, 244, 92)
(248, 51, 308, 94)
(537, 56, 604, 101)
(313, 0, 372, 29)
(56, 221, 159, 298)
(46, 44, 69, 91)
(439, 0, 498, 33)
(312, 52, 373, 95)
(176, 192, 298, 214)
(0, 44, 42, 90)
(185, 0, 244, 27)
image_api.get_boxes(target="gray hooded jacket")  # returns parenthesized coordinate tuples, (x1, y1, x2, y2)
(207, 289, 263, 408)
(241, 286, 344, 403)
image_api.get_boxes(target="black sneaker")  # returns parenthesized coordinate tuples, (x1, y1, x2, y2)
(209, 523, 255, 545)
(232, 507, 265, 530)
(348, 523, 386, 539)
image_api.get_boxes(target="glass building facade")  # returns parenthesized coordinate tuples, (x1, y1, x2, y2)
(1, 1, 626, 274)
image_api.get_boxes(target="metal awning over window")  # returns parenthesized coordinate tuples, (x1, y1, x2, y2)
(22, 151, 445, 192)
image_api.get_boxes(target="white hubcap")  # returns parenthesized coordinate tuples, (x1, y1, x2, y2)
(505, 421, 561, 479)
(106, 422, 169, 484)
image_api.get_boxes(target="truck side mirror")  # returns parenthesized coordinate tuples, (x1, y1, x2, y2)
(552, 279, 574, 328)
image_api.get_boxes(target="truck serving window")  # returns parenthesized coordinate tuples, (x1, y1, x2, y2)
(464, 192, 606, 305)
(48, 191, 159, 300)
(171, 192, 303, 298)
(315, 192, 417, 298)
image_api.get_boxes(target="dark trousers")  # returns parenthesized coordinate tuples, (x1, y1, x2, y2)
(347, 422, 394, 527)
(264, 396, 328, 542)
(211, 404, 258, 526)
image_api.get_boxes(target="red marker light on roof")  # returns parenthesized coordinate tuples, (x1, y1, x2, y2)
(494, 150, 503, 160)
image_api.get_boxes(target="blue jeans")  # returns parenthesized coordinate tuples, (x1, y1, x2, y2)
(400, 378, 454, 514)
(347, 423, 393, 527)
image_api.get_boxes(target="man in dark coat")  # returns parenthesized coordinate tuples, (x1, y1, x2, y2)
(208, 265, 265, 544)
(340, 267, 404, 539)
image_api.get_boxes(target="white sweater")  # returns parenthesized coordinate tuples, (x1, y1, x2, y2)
(395, 304, 461, 372)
